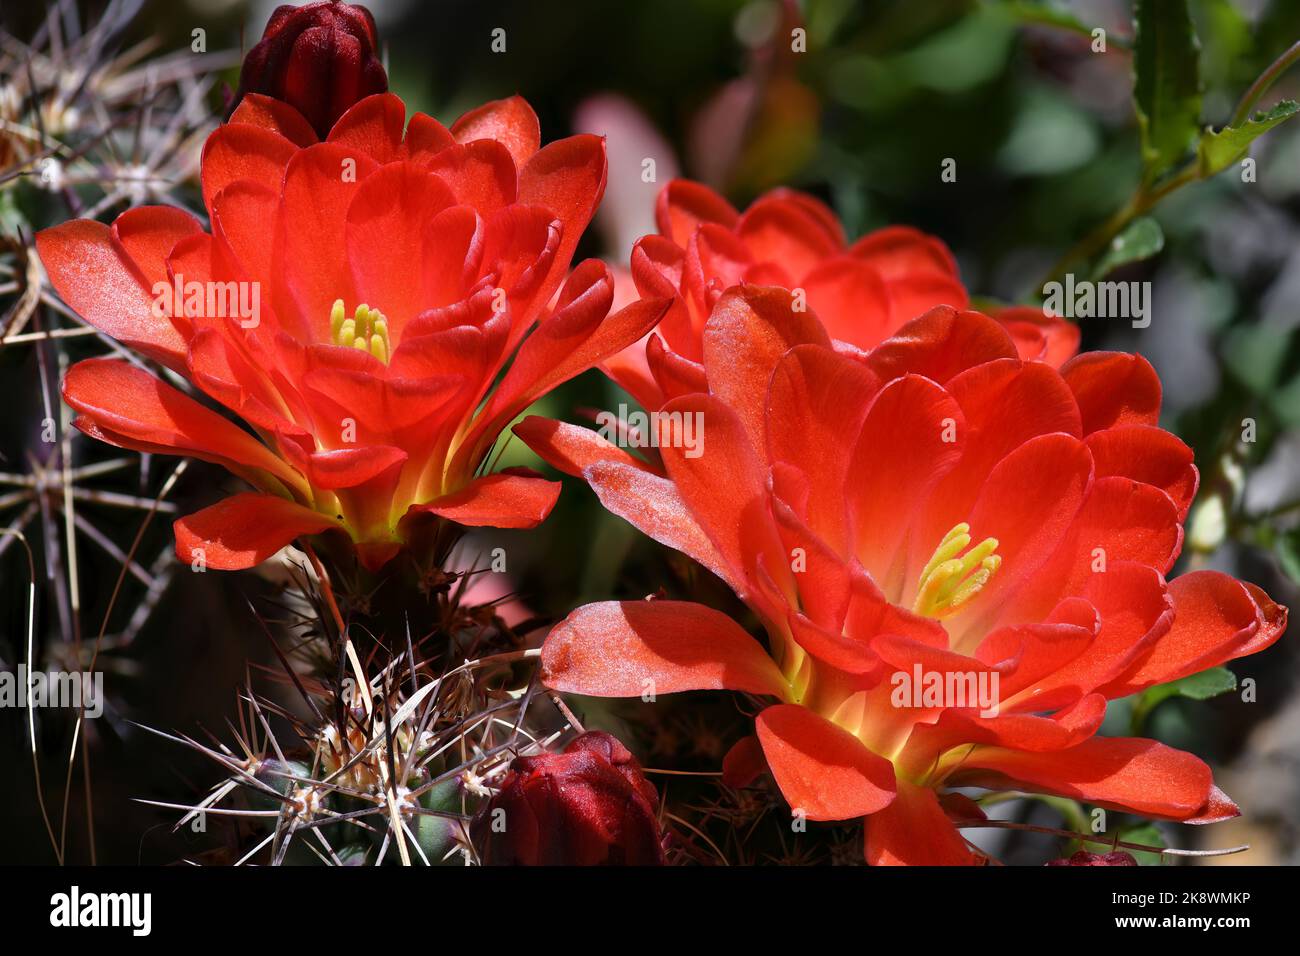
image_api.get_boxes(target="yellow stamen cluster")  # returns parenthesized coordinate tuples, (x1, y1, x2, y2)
(913, 522, 1001, 618)
(330, 298, 390, 363)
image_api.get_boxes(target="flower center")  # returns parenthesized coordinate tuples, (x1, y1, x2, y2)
(912, 522, 1001, 618)
(330, 298, 390, 363)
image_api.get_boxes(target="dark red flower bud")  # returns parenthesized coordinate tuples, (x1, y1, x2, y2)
(235, 1, 388, 138)
(472, 731, 665, 865)
(1046, 850, 1139, 866)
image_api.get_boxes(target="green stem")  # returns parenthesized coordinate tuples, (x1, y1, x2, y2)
(997, 1, 1132, 51)
(1032, 38, 1300, 298)
(1231, 39, 1300, 127)
(1130, 695, 1156, 736)
(1035, 162, 1198, 294)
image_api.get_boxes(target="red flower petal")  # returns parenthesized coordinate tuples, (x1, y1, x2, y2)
(771, 486, 854, 630)
(518, 133, 608, 304)
(912, 361, 1083, 592)
(938, 358, 1083, 499)
(850, 225, 960, 280)
(1185, 785, 1241, 825)
(513, 416, 656, 479)
(654, 178, 738, 247)
(848, 373, 964, 589)
(630, 234, 696, 354)
(755, 703, 896, 820)
(480, 203, 563, 332)
(228, 92, 319, 147)
(404, 111, 456, 161)
(866, 307, 1017, 384)
(703, 284, 831, 450)
(848, 223, 971, 321)
(1101, 571, 1283, 697)
(762, 188, 846, 247)
(466, 269, 668, 463)
(659, 393, 792, 612)
(951, 736, 1213, 821)
(1070, 476, 1183, 579)
(995, 305, 1080, 367)
(210, 181, 279, 294)
(1237, 582, 1288, 658)
(767, 343, 880, 553)
(272, 142, 379, 335)
(945, 433, 1093, 635)
(451, 94, 541, 171)
(885, 271, 970, 326)
(327, 92, 406, 164)
(63, 358, 302, 493)
(974, 609, 1098, 705)
(304, 445, 407, 490)
(112, 206, 205, 289)
(583, 460, 738, 593)
(542, 600, 789, 698)
(373, 205, 480, 318)
(200, 122, 299, 214)
(864, 780, 978, 866)
(36, 218, 191, 369)
(645, 332, 707, 400)
(1000, 475, 1183, 643)
(788, 614, 877, 677)
(421, 139, 518, 217)
(345, 162, 456, 331)
(801, 256, 893, 349)
(1061, 351, 1162, 434)
(735, 194, 844, 282)
(686, 222, 753, 313)
(174, 492, 339, 570)
(416, 471, 561, 529)
(1085, 424, 1198, 520)
(721, 735, 767, 788)
(906, 694, 1107, 764)
(1002, 562, 1172, 711)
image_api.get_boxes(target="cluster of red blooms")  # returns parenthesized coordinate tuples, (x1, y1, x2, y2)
(37, 2, 1287, 865)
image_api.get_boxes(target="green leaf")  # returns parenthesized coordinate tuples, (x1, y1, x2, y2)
(0, 189, 26, 234)
(1130, 666, 1237, 733)
(1199, 100, 1300, 176)
(1277, 526, 1300, 585)
(1002, 1, 1123, 48)
(1274, 374, 1300, 430)
(1133, 0, 1202, 183)
(1167, 666, 1239, 700)
(1118, 824, 1166, 866)
(1092, 216, 1164, 277)
(1224, 324, 1293, 394)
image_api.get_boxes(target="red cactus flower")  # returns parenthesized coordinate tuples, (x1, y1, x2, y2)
(471, 731, 665, 865)
(600, 179, 1079, 413)
(39, 93, 667, 571)
(234, 1, 388, 138)
(526, 285, 1286, 865)
(1046, 850, 1139, 866)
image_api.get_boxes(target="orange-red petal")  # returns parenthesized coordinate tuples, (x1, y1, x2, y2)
(755, 703, 896, 820)
(542, 600, 789, 698)
(174, 492, 339, 570)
